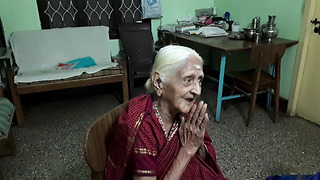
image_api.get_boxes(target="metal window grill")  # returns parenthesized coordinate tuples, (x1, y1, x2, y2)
(44, 1, 78, 22)
(43, 0, 78, 27)
(37, 0, 146, 39)
(119, 0, 141, 19)
(83, 0, 114, 20)
(42, 0, 141, 27)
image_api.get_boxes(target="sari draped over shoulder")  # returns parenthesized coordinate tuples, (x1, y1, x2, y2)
(105, 94, 227, 180)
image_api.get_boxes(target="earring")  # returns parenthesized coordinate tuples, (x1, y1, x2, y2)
(157, 91, 162, 96)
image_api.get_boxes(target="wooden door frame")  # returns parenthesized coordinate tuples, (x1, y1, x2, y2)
(287, 0, 316, 115)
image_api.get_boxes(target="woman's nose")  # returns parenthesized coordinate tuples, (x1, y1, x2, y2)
(191, 84, 201, 95)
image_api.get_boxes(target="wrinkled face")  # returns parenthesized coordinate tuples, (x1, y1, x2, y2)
(161, 55, 204, 114)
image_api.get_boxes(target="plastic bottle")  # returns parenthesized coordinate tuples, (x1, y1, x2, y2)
(224, 12, 230, 21)
(213, 7, 217, 17)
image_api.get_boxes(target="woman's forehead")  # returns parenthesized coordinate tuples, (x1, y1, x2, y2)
(180, 56, 202, 70)
(173, 57, 203, 77)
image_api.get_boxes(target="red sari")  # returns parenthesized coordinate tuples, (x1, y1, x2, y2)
(105, 94, 227, 180)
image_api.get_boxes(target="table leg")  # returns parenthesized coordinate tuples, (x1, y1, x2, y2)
(215, 53, 226, 122)
(266, 65, 275, 110)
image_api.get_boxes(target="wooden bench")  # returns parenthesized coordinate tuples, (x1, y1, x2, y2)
(7, 26, 129, 126)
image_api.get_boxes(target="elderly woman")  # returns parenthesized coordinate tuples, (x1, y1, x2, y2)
(105, 45, 226, 180)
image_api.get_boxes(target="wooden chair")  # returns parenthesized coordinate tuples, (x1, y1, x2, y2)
(228, 43, 286, 127)
(163, 32, 179, 46)
(84, 102, 128, 180)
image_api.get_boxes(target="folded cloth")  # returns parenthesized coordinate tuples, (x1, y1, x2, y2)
(67, 56, 97, 69)
(0, 98, 15, 139)
(195, 26, 228, 37)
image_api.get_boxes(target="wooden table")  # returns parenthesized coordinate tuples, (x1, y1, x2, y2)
(164, 32, 298, 121)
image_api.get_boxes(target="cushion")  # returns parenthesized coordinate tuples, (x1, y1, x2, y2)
(0, 98, 15, 139)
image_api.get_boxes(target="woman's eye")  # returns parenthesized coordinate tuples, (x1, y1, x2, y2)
(198, 78, 203, 85)
(184, 78, 192, 83)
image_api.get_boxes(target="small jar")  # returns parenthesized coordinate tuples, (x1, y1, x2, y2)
(232, 22, 240, 33)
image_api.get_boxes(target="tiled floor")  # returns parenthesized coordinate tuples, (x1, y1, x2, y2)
(0, 83, 319, 180)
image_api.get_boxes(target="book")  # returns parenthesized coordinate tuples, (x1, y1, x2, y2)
(55, 62, 78, 70)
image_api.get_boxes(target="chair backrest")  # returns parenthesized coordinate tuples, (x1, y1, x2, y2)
(250, 44, 286, 66)
(118, 23, 156, 71)
(163, 32, 179, 46)
(84, 102, 128, 180)
(250, 43, 286, 80)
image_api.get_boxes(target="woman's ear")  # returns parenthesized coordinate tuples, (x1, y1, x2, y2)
(152, 72, 163, 96)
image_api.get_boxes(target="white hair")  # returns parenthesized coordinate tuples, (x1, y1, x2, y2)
(145, 45, 203, 93)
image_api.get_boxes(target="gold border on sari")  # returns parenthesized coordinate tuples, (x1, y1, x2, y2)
(135, 169, 156, 175)
(124, 113, 145, 168)
(107, 155, 116, 168)
(166, 123, 179, 141)
(134, 148, 157, 156)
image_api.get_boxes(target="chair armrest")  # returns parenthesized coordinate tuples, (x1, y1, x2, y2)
(111, 53, 126, 64)
(8, 63, 19, 73)
(112, 53, 129, 70)
(117, 51, 128, 60)
(6, 63, 19, 77)
(111, 55, 127, 72)
(0, 49, 18, 91)
(4, 50, 19, 75)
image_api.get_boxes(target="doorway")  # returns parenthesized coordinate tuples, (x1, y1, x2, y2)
(288, 0, 320, 125)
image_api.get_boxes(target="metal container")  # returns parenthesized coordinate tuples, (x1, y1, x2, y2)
(261, 15, 278, 41)
(251, 17, 260, 30)
(253, 32, 261, 43)
(243, 28, 257, 40)
(262, 25, 278, 41)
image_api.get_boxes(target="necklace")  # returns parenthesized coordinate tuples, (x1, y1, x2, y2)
(152, 102, 178, 140)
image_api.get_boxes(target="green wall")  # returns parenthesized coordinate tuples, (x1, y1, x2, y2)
(214, 0, 304, 99)
(0, 0, 304, 100)
(0, 0, 41, 40)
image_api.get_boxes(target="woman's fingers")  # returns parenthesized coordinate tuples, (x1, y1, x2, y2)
(201, 113, 209, 130)
(190, 101, 203, 125)
(187, 104, 197, 124)
(179, 115, 186, 144)
(179, 105, 209, 155)
(196, 103, 207, 128)
(181, 101, 208, 134)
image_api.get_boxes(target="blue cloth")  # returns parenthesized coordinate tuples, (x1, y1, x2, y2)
(67, 56, 97, 69)
(267, 172, 320, 180)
